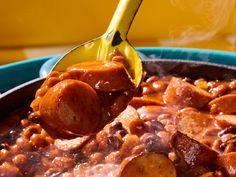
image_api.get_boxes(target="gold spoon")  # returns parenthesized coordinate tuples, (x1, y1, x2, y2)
(52, 0, 143, 87)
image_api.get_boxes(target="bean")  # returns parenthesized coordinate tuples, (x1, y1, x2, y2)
(194, 79, 208, 90)
(146, 76, 159, 83)
(152, 81, 165, 92)
(52, 157, 74, 169)
(82, 140, 98, 156)
(121, 135, 140, 157)
(16, 136, 32, 151)
(23, 124, 42, 138)
(0, 149, 10, 161)
(96, 131, 108, 150)
(12, 154, 27, 168)
(105, 151, 122, 163)
(140, 133, 163, 152)
(88, 152, 104, 165)
(131, 144, 145, 156)
(0, 162, 22, 176)
(30, 134, 48, 148)
(20, 119, 31, 128)
(142, 86, 153, 95)
(144, 120, 164, 133)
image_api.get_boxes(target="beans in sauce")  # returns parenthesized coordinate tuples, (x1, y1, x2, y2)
(1, 51, 236, 176)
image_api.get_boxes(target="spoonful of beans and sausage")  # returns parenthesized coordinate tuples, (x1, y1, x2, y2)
(30, 0, 143, 138)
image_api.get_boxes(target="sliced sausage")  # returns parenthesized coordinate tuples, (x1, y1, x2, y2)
(67, 61, 135, 92)
(128, 97, 163, 109)
(171, 131, 218, 168)
(215, 115, 236, 127)
(120, 153, 176, 177)
(104, 106, 141, 134)
(208, 94, 236, 114)
(164, 77, 213, 108)
(177, 109, 213, 138)
(39, 79, 102, 138)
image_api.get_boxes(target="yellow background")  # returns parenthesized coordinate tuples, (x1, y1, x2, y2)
(0, 0, 235, 64)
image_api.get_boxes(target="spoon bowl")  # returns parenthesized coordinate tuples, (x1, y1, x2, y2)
(52, 0, 143, 87)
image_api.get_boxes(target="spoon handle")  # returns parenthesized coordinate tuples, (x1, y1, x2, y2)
(104, 0, 143, 46)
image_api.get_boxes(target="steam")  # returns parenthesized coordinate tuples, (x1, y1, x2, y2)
(162, 0, 235, 46)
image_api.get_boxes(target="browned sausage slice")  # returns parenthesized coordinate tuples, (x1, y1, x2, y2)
(103, 106, 140, 134)
(209, 94, 236, 114)
(171, 131, 218, 168)
(215, 115, 236, 127)
(164, 77, 213, 108)
(128, 97, 163, 109)
(39, 79, 101, 138)
(67, 61, 135, 92)
(120, 153, 176, 177)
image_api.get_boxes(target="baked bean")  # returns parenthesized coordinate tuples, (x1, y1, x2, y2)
(12, 154, 27, 168)
(23, 124, 42, 138)
(0, 149, 11, 162)
(146, 76, 159, 83)
(142, 86, 153, 95)
(16, 136, 32, 151)
(131, 144, 145, 156)
(194, 79, 208, 90)
(88, 152, 104, 165)
(96, 131, 108, 150)
(30, 134, 49, 148)
(229, 80, 236, 90)
(144, 120, 164, 133)
(129, 118, 145, 135)
(105, 151, 122, 163)
(152, 81, 165, 92)
(20, 119, 31, 128)
(0, 162, 22, 177)
(121, 135, 140, 156)
(140, 133, 164, 152)
(52, 157, 74, 169)
(44, 167, 62, 177)
(82, 140, 98, 156)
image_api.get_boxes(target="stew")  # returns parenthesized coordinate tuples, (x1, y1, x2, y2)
(1, 51, 236, 177)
